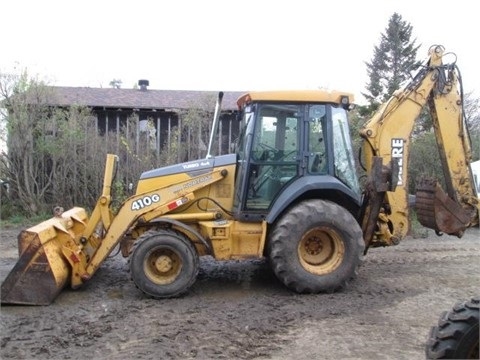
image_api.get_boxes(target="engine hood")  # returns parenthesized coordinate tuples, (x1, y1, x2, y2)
(139, 154, 237, 180)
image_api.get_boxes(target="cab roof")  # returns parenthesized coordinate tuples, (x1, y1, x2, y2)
(236, 90, 354, 109)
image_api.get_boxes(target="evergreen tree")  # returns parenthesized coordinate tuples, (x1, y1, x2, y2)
(361, 13, 421, 116)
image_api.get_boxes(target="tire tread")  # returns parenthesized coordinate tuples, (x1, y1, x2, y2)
(426, 296, 480, 359)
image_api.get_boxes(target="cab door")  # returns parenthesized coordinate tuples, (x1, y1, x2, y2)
(240, 103, 301, 215)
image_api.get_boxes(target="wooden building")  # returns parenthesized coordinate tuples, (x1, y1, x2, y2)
(48, 82, 244, 158)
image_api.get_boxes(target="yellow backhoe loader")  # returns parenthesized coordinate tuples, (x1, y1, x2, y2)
(1, 45, 478, 305)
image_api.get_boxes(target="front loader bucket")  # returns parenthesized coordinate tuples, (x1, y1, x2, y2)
(1, 207, 88, 305)
(415, 179, 473, 236)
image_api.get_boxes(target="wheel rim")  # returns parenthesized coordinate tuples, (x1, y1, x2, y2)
(144, 248, 182, 285)
(297, 226, 345, 275)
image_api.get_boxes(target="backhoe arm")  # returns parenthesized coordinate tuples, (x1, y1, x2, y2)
(359, 45, 479, 249)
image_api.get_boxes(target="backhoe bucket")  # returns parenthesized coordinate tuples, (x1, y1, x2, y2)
(1, 207, 88, 305)
(415, 179, 472, 236)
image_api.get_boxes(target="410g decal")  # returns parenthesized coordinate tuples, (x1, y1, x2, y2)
(131, 194, 160, 211)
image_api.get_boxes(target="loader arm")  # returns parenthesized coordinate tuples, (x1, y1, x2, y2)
(67, 164, 228, 288)
(360, 45, 479, 249)
(1, 156, 228, 304)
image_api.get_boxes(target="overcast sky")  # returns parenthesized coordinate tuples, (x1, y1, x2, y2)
(2, 0, 478, 104)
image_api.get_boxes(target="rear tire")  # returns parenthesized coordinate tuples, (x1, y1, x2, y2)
(269, 199, 364, 293)
(129, 229, 199, 299)
(426, 296, 479, 359)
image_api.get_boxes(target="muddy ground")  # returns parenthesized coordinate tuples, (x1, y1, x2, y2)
(0, 225, 479, 360)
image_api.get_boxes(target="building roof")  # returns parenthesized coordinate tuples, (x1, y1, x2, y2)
(48, 86, 245, 111)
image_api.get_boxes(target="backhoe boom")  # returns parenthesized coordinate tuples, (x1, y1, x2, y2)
(360, 45, 479, 249)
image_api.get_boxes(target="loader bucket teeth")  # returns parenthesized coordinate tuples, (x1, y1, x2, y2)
(1, 207, 88, 305)
(415, 179, 473, 236)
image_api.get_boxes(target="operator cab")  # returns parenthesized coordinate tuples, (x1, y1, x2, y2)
(232, 90, 360, 221)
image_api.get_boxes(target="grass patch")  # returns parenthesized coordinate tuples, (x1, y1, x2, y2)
(0, 213, 51, 230)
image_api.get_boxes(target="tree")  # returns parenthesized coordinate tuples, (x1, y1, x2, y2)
(0, 70, 55, 214)
(464, 91, 480, 161)
(1, 70, 119, 215)
(109, 79, 122, 89)
(361, 13, 421, 116)
(357, 13, 480, 198)
(407, 90, 480, 193)
(176, 93, 218, 161)
(464, 91, 480, 132)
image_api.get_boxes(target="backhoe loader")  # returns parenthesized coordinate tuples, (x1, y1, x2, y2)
(1, 44, 478, 305)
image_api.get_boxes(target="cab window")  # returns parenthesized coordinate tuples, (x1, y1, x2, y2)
(246, 104, 300, 210)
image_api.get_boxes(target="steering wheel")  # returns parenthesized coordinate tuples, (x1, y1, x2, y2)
(256, 143, 277, 160)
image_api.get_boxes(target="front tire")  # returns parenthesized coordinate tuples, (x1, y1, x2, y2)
(269, 199, 364, 293)
(426, 296, 479, 359)
(129, 229, 199, 299)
